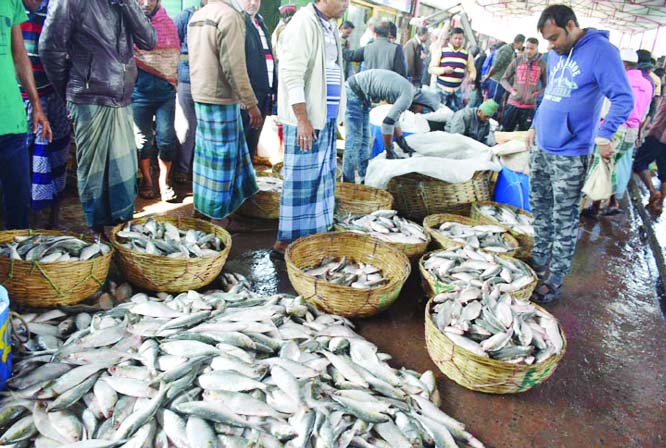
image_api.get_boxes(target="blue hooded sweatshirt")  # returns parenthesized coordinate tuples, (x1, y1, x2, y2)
(533, 29, 633, 156)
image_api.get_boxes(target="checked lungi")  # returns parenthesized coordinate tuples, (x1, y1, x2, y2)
(67, 103, 137, 230)
(25, 94, 71, 211)
(193, 103, 258, 219)
(278, 118, 337, 242)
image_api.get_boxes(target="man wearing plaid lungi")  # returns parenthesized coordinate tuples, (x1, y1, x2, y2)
(273, 0, 348, 255)
(188, 0, 262, 229)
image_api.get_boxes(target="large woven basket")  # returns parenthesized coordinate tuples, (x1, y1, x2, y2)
(335, 182, 394, 216)
(425, 298, 566, 393)
(387, 171, 495, 221)
(285, 232, 411, 318)
(236, 172, 281, 220)
(333, 220, 430, 260)
(419, 250, 537, 301)
(110, 216, 231, 293)
(0, 230, 113, 308)
(423, 213, 519, 257)
(470, 201, 534, 259)
(273, 162, 343, 181)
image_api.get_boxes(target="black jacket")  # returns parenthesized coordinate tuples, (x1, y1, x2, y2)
(40, 0, 156, 108)
(244, 13, 277, 98)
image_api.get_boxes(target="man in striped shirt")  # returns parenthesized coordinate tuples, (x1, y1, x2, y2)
(428, 27, 476, 112)
(21, 0, 69, 228)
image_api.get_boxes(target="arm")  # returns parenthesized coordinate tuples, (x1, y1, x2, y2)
(175, 10, 188, 45)
(428, 44, 449, 76)
(446, 111, 466, 135)
(394, 46, 407, 78)
(595, 51, 633, 141)
(119, 0, 156, 50)
(466, 52, 476, 82)
(218, 13, 259, 111)
(279, 16, 316, 150)
(404, 41, 416, 77)
(345, 47, 365, 63)
(38, 0, 74, 100)
(499, 59, 517, 94)
(382, 88, 412, 136)
(12, 26, 51, 141)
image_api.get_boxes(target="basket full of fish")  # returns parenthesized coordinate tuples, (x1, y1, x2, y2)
(470, 201, 535, 258)
(425, 293, 566, 393)
(419, 247, 537, 301)
(236, 172, 282, 220)
(109, 215, 231, 293)
(423, 214, 519, 256)
(285, 232, 411, 318)
(335, 209, 430, 259)
(2, 279, 486, 447)
(335, 182, 395, 216)
(0, 230, 113, 308)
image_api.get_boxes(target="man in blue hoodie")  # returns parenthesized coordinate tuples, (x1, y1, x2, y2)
(526, 5, 633, 304)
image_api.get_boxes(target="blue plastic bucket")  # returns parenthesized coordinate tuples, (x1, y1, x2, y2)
(494, 166, 531, 212)
(0, 285, 10, 391)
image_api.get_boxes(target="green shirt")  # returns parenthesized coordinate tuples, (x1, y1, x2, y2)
(490, 43, 515, 83)
(0, 0, 28, 136)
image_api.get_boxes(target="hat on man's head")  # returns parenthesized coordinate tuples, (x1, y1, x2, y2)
(412, 90, 440, 114)
(479, 99, 499, 116)
(620, 48, 638, 64)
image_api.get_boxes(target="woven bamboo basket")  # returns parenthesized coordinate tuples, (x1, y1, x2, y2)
(335, 182, 395, 216)
(333, 220, 430, 260)
(0, 230, 113, 307)
(285, 232, 410, 318)
(470, 201, 534, 259)
(386, 171, 495, 221)
(273, 162, 343, 181)
(425, 298, 566, 394)
(423, 213, 519, 257)
(419, 250, 537, 301)
(110, 216, 231, 293)
(236, 172, 282, 220)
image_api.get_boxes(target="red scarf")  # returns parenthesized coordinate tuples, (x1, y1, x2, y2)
(135, 6, 180, 87)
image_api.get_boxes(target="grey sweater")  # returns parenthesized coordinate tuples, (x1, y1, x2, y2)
(347, 69, 415, 134)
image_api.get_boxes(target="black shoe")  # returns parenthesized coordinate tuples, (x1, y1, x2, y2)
(385, 147, 400, 160)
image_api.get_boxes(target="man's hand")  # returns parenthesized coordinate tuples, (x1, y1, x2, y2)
(296, 119, 316, 152)
(442, 66, 454, 75)
(32, 106, 52, 142)
(248, 106, 263, 130)
(598, 142, 614, 162)
(526, 128, 535, 151)
(511, 89, 518, 96)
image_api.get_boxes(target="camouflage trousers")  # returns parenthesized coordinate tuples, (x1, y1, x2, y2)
(529, 147, 589, 285)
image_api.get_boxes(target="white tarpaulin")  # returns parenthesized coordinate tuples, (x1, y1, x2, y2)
(369, 105, 431, 134)
(364, 131, 502, 189)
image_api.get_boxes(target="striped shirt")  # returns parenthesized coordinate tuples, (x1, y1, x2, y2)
(252, 18, 274, 88)
(314, 6, 341, 119)
(437, 45, 468, 93)
(20, 1, 52, 99)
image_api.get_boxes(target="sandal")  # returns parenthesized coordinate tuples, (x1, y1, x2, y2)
(580, 206, 599, 219)
(161, 186, 177, 203)
(531, 280, 562, 304)
(139, 180, 156, 199)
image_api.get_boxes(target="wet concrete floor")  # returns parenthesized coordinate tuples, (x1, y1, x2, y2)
(23, 179, 666, 447)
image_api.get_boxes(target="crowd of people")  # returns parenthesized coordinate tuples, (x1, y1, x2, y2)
(0, 0, 665, 305)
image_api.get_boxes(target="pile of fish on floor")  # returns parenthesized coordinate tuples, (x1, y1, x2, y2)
(0, 236, 110, 263)
(335, 210, 428, 245)
(303, 257, 388, 289)
(422, 247, 534, 295)
(256, 176, 283, 193)
(433, 222, 515, 253)
(430, 291, 564, 365)
(2, 274, 484, 448)
(476, 205, 534, 237)
(116, 218, 224, 259)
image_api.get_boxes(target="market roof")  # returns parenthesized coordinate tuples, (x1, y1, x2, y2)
(474, 0, 666, 32)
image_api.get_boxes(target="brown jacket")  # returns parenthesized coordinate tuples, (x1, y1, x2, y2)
(188, 0, 257, 108)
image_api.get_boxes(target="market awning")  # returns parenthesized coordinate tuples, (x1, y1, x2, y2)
(474, 0, 666, 32)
